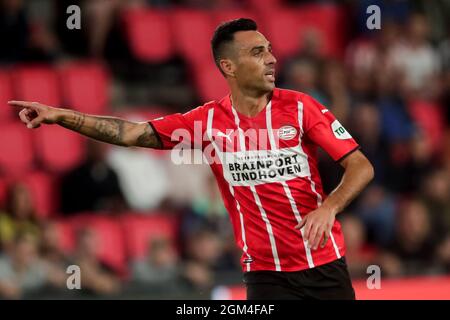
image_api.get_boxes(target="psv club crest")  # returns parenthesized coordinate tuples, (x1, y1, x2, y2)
(277, 125, 297, 140)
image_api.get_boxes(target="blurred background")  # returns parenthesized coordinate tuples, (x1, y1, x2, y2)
(0, 0, 449, 299)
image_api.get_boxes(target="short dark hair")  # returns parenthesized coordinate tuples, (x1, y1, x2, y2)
(211, 18, 258, 74)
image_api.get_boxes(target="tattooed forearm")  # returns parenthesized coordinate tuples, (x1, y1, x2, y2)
(56, 110, 137, 147)
(59, 111, 86, 131)
(136, 123, 161, 148)
(94, 119, 124, 145)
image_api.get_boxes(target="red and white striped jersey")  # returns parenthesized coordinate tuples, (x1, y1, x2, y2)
(149, 88, 360, 272)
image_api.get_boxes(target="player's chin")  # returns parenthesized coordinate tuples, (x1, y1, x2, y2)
(263, 80, 275, 91)
(255, 78, 275, 93)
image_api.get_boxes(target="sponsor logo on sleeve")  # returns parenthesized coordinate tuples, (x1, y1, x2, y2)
(331, 120, 352, 140)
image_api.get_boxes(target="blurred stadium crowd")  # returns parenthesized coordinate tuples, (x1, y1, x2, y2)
(0, 0, 449, 299)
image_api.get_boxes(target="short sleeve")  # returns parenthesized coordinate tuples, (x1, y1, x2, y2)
(149, 105, 208, 150)
(301, 94, 360, 162)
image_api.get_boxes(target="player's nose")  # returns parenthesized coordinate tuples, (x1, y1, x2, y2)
(265, 51, 277, 66)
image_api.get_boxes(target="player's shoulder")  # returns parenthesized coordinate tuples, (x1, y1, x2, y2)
(182, 100, 219, 117)
(199, 99, 225, 111)
(275, 88, 327, 118)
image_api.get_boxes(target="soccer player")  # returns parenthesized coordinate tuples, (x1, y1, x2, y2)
(9, 18, 374, 300)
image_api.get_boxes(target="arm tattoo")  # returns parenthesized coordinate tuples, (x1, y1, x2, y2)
(94, 119, 124, 145)
(59, 110, 127, 146)
(57, 110, 160, 148)
(136, 123, 162, 149)
(60, 111, 86, 131)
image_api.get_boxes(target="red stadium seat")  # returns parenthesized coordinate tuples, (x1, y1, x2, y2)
(59, 215, 127, 275)
(171, 9, 214, 66)
(34, 124, 85, 173)
(0, 123, 34, 176)
(194, 62, 229, 102)
(298, 4, 348, 58)
(12, 65, 61, 106)
(22, 171, 57, 219)
(246, 0, 282, 13)
(120, 213, 178, 260)
(59, 62, 110, 115)
(89, 217, 126, 274)
(0, 70, 14, 123)
(122, 9, 173, 63)
(261, 9, 304, 62)
(408, 100, 445, 154)
(53, 214, 106, 254)
(53, 220, 76, 253)
(262, 5, 347, 62)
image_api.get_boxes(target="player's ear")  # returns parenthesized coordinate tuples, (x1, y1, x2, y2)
(219, 58, 235, 78)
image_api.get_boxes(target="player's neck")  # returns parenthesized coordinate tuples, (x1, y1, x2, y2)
(230, 88, 272, 118)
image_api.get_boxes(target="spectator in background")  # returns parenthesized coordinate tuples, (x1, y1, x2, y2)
(441, 58, 450, 128)
(54, 0, 145, 59)
(0, 232, 66, 299)
(71, 228, 121, 296)
(380, 199, 441, 276)
(436, 235, 450, 273)
(0, 183, 40, 252)
(282, 59, 323, 101)
(179, 174, 241, 274)
(60, 139, 127, 215)
(0, 0, 29, 63)
(340, 214, 378, 279)
(421, 169, 450, 273)
(39, 221, 71, 271)
(0, 0, 59, 64)
(54, 0, 114, 58)
(373, 65, 432, 193)
(375, 66, 415, 145)
(320, 60, 352, 125)
(349, 102, 387, 184)
(180, 174, 229, 240)
(420, 169, 450, 237)
(439, 23, 450, 71)
(283, 28, 324, 68)
(346, 18, 415, 105)
(346, 19, 402, 75)
(354, 185, 396, 248)
(129, 237, 181, 294)
(388, 13, 440, 95)
(348, 70, 375, 104)
(180, 228, 224, 292)
(280, 29, 325, 101)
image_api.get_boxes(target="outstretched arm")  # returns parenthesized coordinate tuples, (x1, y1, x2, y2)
(295, 150, 374, 250)
(8, 101, 162, 149)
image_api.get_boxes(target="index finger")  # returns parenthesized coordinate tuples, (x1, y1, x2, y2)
(8, 101, 40, 109)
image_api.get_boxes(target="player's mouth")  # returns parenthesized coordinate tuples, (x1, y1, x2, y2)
(265, 70, 275, 82)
